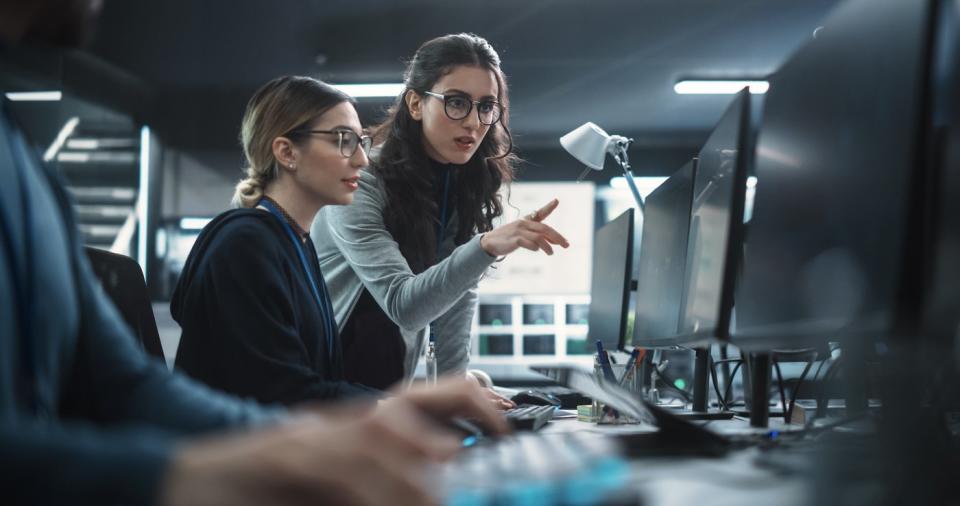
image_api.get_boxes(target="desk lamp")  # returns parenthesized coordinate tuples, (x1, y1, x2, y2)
(560, 122, 645, 212)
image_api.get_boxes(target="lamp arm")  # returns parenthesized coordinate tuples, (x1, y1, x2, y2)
(607, 136, 645, 211)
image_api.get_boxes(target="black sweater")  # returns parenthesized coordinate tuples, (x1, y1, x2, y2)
(172, 209, 378, 405)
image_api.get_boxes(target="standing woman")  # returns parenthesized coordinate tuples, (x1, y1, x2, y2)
(173, 76, 378, 405)
(312, 33, 568, 390)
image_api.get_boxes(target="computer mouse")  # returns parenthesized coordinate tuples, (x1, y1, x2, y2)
(511, 390, 562, 407)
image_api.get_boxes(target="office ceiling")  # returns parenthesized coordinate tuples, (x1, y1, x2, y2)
(87, 0, 840, 153)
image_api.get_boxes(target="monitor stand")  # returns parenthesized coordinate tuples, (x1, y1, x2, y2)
(748, 352, 772, 427)
(649, 347, 735, 420)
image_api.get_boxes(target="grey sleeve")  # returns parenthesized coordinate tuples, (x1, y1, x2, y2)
(431, 286, 479, 376)
(319, 172, 496, 332)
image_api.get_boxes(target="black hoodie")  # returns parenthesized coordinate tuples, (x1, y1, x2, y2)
(172, 208, 378, 405)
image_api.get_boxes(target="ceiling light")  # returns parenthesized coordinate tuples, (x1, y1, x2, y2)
(330, 83, 405, 98)
(5, 91, 62, 101)
(179, 217, 211, 230)
(674, 80, 769, 95)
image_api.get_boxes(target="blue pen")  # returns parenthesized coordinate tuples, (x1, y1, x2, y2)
(595, 340, 618, 383)
(618, 347, 641, 386)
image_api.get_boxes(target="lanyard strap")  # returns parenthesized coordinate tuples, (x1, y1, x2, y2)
(435, 169, 451, 260)
(258, 199, 335, 362)
(431, 170, 452, 345)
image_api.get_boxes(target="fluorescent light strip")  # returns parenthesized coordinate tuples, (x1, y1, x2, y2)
(43, 116, 79, 162)
(5, 91, 62, 101)
(330, 83, 405, 98)
(137, 126, 151, 281)
(179, 217, 211, 230)
(674, 80, 769, 95)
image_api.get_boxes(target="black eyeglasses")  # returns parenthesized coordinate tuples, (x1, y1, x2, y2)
(293, 129, 373, 158)
(423, 91, 503, 126)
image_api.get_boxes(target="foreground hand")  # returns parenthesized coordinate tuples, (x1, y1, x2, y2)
(390, 378, 511, 435)
(484, 387, 516, 410)
(480, 199, 570, 257)
(162, 384, 494, 506)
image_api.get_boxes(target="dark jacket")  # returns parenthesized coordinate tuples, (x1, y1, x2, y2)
(172, 209, 379, 405)
(0, 100, 281, 506)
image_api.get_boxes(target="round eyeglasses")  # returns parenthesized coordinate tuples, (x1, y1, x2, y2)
(423, 91, 503, 126)
(293, 129, 373, 158)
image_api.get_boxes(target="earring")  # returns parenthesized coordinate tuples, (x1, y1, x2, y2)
(290, 163, 296, 170)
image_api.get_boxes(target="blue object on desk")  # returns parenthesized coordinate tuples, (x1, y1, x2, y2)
(618, 347, 641, 386)
(595, 340, 618, 383)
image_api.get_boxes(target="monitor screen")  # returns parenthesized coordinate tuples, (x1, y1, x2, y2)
(923, 0, 960, 345)
(679, 89, 750, 342)
(630, 159, 696, 348)
(733, 0, 934, 349)
(587, 209, 635, 351)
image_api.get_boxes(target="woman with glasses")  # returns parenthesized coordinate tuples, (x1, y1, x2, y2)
(312, 33, 569, 394)
(172, 75, 379, 404)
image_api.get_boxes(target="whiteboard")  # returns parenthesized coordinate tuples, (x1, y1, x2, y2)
(479, 182, 595, 295)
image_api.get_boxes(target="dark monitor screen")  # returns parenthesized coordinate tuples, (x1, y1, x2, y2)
(630, 160, 696, 349)
(733, 0, 934, 349)
(924, 0, 960, 345)
(587, 209, 635, 352)
(679, 90, 750, 342)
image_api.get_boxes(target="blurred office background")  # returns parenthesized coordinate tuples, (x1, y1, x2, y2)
(0, 0, 839, 378)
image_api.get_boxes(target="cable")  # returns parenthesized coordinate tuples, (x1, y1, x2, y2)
(773, 360, 787, 417)
(785, 354, 817, 423)
(710, 357, 744, 411)
(709, 355, 726, 410)
(722, 360, 744, 408)
(809, 355, 844, 428)
(651, 364, 693, 403)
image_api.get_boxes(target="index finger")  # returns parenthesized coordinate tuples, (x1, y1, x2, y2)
(526, 221, 569, 248)
(530, 198, 560, 222)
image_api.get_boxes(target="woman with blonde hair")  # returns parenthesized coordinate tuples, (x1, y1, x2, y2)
(173, 75, 377, 404)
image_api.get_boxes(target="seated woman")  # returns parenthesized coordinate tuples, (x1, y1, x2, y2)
(173, 75, 378, 405)
(312, 34, 568, 392)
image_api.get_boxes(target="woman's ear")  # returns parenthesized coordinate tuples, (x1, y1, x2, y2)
(405, 90, 423, 121)
(272, 136, 298, 172)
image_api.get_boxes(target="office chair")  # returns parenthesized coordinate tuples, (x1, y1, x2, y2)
(84, 246, 165, 361)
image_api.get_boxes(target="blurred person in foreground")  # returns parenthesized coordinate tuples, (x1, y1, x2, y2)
(0, 1, 507, 504)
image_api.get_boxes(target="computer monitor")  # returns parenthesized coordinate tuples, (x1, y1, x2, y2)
(586, 209, 635, 351)
(678, 89, 751, 343)
(630, 159, 696, 349)
(732, 0, 937, 350)
(923, 0, 960, 347)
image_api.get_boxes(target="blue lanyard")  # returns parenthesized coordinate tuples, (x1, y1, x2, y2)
(430, 170, 452, 346)
(435, 169, 451, 260)
(258, 199, 335, 363)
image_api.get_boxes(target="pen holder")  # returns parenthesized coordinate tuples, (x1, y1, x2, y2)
(592, 362, 642, 425)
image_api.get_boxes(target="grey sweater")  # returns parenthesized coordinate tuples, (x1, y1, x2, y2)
(311, 169, 497, 380)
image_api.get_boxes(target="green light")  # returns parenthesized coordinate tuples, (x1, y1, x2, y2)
(674, 378, 687, 390)
(491, 319, 503, 326)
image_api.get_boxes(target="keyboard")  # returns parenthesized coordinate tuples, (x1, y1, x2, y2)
(506, 404, 557, 431)
(435, 431, 635, 505)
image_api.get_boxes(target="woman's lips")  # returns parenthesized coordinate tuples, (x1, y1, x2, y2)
(454, 136, 476, 150)
(342, 176, 360, 190)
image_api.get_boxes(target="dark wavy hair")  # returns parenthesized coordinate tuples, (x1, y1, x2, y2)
(371, 33, 517, 273)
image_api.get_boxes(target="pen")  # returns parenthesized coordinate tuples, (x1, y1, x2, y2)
(595, 340, 618, 383)
(618, 347, 641, 386)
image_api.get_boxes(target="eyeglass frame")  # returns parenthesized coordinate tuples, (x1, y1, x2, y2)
(289, 128, 373, 158)
(422, 91, 504, 126)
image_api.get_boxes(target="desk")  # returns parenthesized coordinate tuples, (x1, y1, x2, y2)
(451, 415, 814, 506)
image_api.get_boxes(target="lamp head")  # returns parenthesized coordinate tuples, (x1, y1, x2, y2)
(560, 122, 611, 171)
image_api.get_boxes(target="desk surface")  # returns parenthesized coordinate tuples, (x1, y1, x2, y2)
(539, 415, 812, 506)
